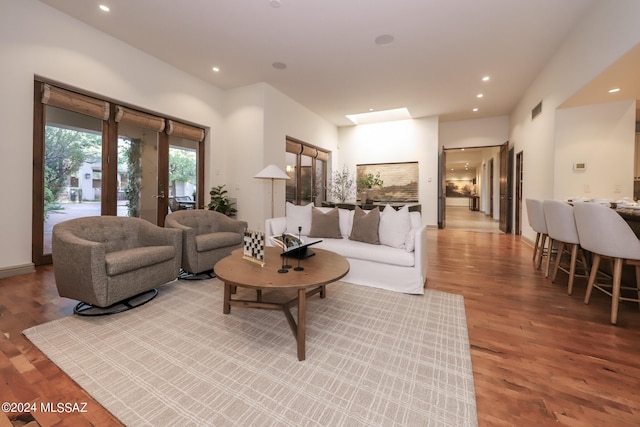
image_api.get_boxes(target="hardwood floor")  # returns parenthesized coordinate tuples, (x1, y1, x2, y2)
(1, 228, 639, 426)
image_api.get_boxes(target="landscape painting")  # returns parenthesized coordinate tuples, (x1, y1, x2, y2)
(446, 179, 474, 197)
(356, 162, 418, 202)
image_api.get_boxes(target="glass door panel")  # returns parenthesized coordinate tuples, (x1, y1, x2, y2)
(117, 123, 159, 223)
(300, 154, 313, 205)
(285, 152, 297, 204)
(314, 158, 326, 206)
(168, 135, 198, 212)
(43, 105, 103, 255)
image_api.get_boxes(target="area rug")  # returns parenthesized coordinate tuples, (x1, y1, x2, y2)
(24, 279, 477, 426)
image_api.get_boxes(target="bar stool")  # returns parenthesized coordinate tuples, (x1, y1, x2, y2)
(525, 199, 550, 274)
(542, 200, 589, 295)
(573, 202, 640, 324)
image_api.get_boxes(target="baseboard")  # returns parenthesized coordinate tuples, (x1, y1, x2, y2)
(521, 235, 535, 248)
(0, 263, 36, 280)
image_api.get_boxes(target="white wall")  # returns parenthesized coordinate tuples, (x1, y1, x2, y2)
(510, 0, 640, 243)
(554, 100, 636, 201)
(224, 83, 339, 231)
(338, 117, 439, 226)
(0, 0, 224, 272)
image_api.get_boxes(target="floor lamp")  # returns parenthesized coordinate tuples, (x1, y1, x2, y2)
(254, 164, 290, 218)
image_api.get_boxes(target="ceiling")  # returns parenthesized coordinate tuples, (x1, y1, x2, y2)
(445, 146, 499, 175)
(38, 0, 610, 127)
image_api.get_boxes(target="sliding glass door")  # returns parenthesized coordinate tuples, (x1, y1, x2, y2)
(33, 81, 205, 265)
(41, 105, 104, 255)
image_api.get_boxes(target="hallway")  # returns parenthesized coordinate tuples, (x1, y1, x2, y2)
(445, 205, 502, 233)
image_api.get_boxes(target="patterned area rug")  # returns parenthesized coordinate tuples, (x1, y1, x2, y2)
(24, 279, 477, 426)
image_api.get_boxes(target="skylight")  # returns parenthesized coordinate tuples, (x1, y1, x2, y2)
(345, 107, 411, 125)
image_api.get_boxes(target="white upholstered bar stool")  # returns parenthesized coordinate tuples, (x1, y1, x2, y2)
(525, 199, 550, 274)
(573, 202, 640, 324)
(542, 200, 589, 295)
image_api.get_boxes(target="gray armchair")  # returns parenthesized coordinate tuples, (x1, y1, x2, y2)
(165, 210, 247, 275)
(52, 216, 182, 315)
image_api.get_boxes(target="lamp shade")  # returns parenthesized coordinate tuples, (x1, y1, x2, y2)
(254, 164, 290, 180)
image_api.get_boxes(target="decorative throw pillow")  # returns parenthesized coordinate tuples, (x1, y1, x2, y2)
(379, 205, 412, 249)
(309, 208, 342, 238)
(285, 202, 313, 236)
(338, 208, 354, 237)
(349, 206, 380, 244)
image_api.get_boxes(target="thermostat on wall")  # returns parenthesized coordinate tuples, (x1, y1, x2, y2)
(573, 162, 587, 171)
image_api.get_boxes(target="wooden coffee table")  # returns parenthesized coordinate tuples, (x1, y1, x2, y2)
(214, 246, 349, 361)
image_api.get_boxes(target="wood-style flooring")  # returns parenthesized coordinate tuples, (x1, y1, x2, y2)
(1, 228, 639, 426)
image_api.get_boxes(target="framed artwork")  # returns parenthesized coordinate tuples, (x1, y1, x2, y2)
(445, 180, 474, 197)
(356, 162, 418, 202)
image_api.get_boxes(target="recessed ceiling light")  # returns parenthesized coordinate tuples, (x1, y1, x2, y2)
(270, 0, 281, 8)
(477, 93, 483, 98)
(608, 88, 621, 93)
(99, 4, 110, 12)
(375, 34, 394, 46)
(473, 108, 479, 112)
(450, 168, 454, 171)
(482, 76, 490, 82)
(272, 62, 287, 70)
(212, 66, 220, 73)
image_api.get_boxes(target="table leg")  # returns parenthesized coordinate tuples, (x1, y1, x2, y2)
(320, 285, 326, 299)
(223, 282, 231, 314)
(297, 288, 306, 361)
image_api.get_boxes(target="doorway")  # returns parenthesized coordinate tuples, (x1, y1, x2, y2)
(439, 145, 503, 233)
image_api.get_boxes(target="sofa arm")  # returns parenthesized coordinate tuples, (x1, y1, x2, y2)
(413, 225, 428, 284)
(52, 228, 108, 305)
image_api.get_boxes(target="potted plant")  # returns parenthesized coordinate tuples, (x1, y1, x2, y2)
(207, 184, 237, 217)
(357, 172, 384, 204)
(329, 165, 356, 203)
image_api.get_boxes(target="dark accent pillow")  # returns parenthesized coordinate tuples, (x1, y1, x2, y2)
(309, 208, 342, 238)
(349, 206, 380, 244)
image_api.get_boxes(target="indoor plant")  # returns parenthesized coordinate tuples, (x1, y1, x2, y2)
(357, 172, 384, 204)
(207, 184, 237, 217)
(329, 165, 356, 203)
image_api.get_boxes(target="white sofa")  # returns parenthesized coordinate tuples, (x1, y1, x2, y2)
(265, 204, 427, 294)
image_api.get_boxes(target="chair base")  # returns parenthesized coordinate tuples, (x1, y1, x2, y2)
(74, 288, 158, 316)
(178, 268, 216, 281)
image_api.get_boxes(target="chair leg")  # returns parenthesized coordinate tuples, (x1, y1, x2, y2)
(611, 258, 623, 325)
(567, 244, 578, 296)
(545, 238, 554, 278)
(551, 241, 565, 282)
(532, 232, 541, 262)
(584, 254, 601, 304)
(536, 234, 547, 270)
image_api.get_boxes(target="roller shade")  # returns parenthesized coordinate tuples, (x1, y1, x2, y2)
(316, 150, 328, 162)
(41, 84, 109, 120)
(115, 106, 165, 132)
(166, 120, 205, 142)
(302, 145, 318, 158)
(286, 140, 303, 154)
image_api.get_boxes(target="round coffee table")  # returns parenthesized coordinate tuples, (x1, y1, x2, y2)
(214, 246, 349, 361)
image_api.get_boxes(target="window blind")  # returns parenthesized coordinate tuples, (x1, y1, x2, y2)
(115, 106, 165, 132)
(166, 120, 205, 142)
(41, 84, 109, 120)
